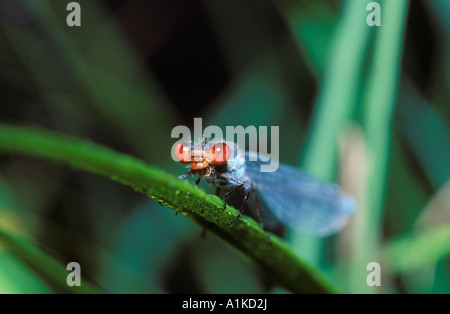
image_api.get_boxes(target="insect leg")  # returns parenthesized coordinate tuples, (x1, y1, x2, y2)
(178, 171, 195, 180)
(195, 176, 201, 185)
(228, 190, 250, 225)
(222, 182, 245, 211)
(213, 173, 248, 223)
(215, 187, 221, 196)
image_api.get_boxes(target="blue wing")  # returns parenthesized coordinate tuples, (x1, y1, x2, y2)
(244, 152, 356, 236)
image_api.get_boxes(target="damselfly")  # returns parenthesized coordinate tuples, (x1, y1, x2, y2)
(175, 140, 355, 236)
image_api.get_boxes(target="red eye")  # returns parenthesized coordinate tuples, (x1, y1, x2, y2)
(209, 143, 230, 164)
(175, 142, 190, 163)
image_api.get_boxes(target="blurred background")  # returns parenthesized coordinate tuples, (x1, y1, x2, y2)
(0, 0, 449, 293)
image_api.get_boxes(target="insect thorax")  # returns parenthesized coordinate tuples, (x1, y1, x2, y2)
(225, 144, 246, 179)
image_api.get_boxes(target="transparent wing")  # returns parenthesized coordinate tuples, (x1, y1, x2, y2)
(244, 152, 356, 236)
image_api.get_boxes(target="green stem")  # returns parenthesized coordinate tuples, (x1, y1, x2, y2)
(300, 0, 373, 180)
(288, 0, 373, 268)
(351, 0, 409, 292)
(0, 124, 335, 294)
